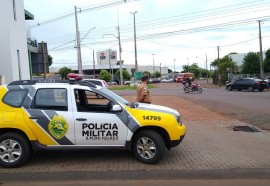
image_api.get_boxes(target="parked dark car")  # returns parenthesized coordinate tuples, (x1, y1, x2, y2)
(226, 78, 267, 92)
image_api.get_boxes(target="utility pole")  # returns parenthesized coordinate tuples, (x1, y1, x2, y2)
(217, 46, 221, 87)
(93, 50, 95, 78)
(74, 6, 83, 74)
(258, 20, 264, 79)
(152, 54, 156, 79)
(160, 63, 161, 75)
(131, 11, 138, 72)
(108, 49, 113, 83)
(42, 41, 46, 79)
(206, 53, 208, 84)
(117, 26, 123, 85)
(174, 59, 176, 73)
(187, 58, 189, 72)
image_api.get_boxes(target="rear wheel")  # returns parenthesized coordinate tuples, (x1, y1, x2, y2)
(248, 86, 254, 92)
(132, 130, 165, 164)
(259, 88, 264, 92)
(0, 133, 30, 168)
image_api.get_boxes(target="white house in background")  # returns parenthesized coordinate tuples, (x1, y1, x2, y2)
(229, 52, 266, 68)
(0, 0, 33, 84)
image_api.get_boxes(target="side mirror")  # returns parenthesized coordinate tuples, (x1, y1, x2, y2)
(112, 105, 122, 112)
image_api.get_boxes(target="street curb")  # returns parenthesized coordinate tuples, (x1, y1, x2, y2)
(0, 168, 270, 182)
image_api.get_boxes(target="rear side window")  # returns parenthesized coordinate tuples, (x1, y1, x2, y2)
(3, 89, 28, 107)
(91, 80, 102, 86)
(33, 88, 68, 111)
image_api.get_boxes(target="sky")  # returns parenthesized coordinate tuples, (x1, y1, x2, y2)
(24, 0, 270, 72)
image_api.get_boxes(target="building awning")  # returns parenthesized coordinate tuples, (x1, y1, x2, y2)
(25, 9, 34, 20)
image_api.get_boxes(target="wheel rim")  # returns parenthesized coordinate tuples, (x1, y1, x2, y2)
(136, 137, 156, 159)
(0, 139, 22, 163)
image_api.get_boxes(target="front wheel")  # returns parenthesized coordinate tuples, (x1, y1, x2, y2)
(0, 133, 30, 168)
(197, 88, 203, 93)
(132, 130, 165, 164)
(184, 87, 190, 93)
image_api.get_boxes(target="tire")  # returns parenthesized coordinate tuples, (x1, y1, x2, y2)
(197, 88, 203, 93)
(227, 86, 232, 91)
(259, 88, 264, 92)
(248, 86, 254, 92)
(132, 130, 165, 164)
(0, 133, 30, 168)
(184, 87, 190, 93)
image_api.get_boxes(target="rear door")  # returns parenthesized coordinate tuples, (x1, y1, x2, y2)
(26, 85, 75, 146)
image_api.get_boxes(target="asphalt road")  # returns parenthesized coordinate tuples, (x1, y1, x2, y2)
(115, 83, 270, 130)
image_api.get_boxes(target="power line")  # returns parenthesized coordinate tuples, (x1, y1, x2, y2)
(44, 2, 270, 45)
(31, 0, 137, 28)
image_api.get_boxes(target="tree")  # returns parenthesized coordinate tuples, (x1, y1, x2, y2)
(264, 48, 270, 72)
(211, 54, 237, 84)
(58, 67, 72, 80)
(143, 71, 151, 77)
(241, 52, 260, 74)
(168, 68, 172, 73)
(48, 55, 53, 66)
(100, 70, 111, 82)
(153, 71, 161, 78)
(182, 63, 200, 78)
(115, 69, 131, 81)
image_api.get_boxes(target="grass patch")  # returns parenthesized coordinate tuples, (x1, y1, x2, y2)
(109, 84, 155, 90)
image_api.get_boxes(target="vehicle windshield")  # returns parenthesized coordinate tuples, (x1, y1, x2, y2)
(99, 88, 130, 106)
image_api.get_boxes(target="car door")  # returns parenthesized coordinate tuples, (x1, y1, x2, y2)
(234, 79, 243, 89)
(26, 85, 76, 146)
(72, 87, 128, 146)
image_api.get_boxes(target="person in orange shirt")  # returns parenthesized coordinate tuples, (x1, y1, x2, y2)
(136, 75, 151, 104)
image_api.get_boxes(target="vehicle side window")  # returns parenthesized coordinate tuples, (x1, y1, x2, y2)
(74, 89, 112, 113)
(33, 88, 68, 111)
(92, 81, 102, 86)
(3, 89, 28, 107)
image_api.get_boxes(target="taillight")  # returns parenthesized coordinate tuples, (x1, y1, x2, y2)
(256, 82, 261, 85)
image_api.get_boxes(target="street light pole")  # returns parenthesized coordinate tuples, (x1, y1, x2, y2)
(131, 11, 138, 72)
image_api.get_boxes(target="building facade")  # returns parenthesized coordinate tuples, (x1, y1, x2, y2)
(0, 0, 32, 84)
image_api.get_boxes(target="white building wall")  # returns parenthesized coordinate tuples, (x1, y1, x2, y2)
(0, 0, 30, 84)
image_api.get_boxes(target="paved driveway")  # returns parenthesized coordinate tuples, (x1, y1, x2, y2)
(0, 93, 270, 182)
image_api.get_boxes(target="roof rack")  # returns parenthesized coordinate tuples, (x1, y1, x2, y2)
(7, 79, 97, 88)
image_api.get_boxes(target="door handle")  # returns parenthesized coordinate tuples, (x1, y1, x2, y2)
(76, 118, 87, 121)
(29, 116, 40, 120)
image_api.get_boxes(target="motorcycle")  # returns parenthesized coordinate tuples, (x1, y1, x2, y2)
(181, 80, 188, 89)
(184, 83, 203, 93)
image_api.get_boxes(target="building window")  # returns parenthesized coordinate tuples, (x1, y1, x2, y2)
(12, 0, 17, 20)
(17, 50, 21, 80)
